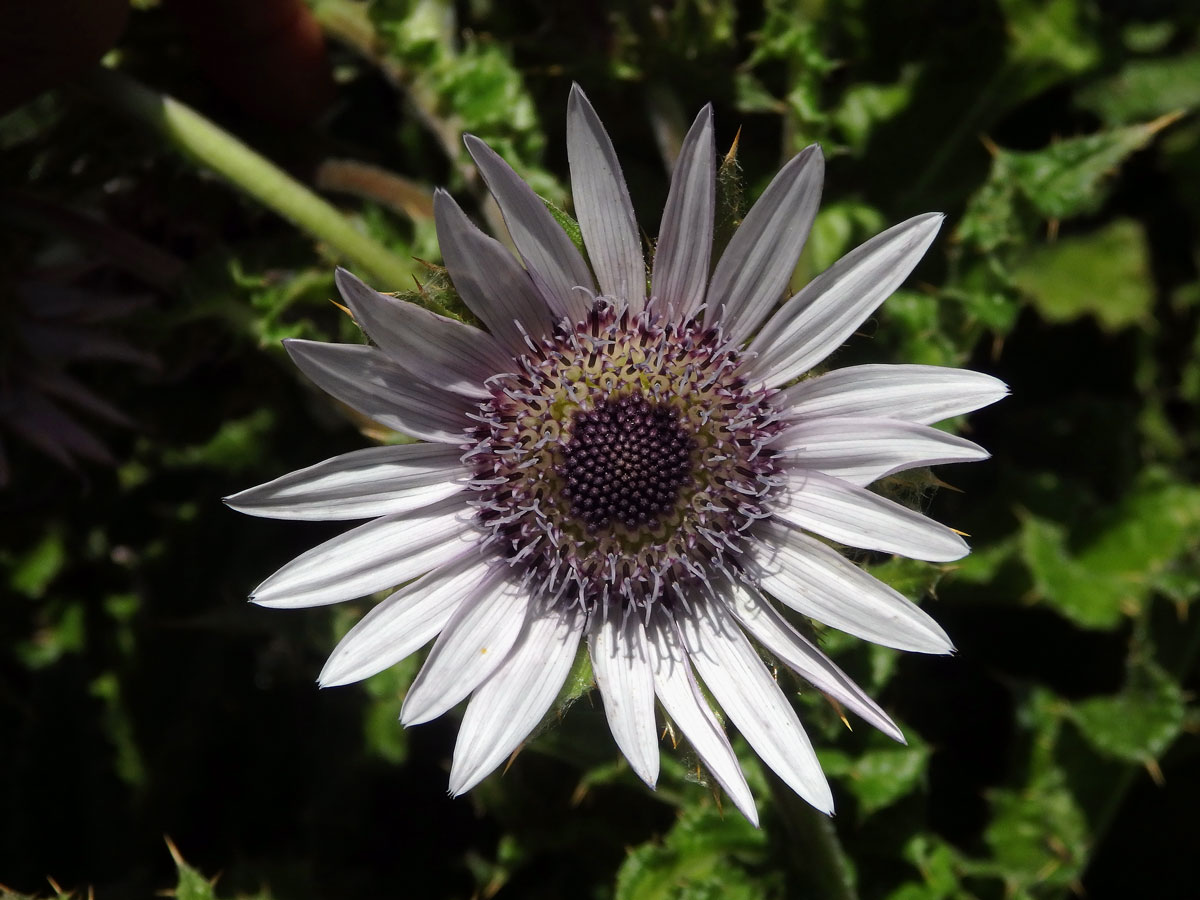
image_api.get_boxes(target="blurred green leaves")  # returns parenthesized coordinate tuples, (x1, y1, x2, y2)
(1069, 660, 1185, 765)
(1021, 470, 1200, 629)
(615, 805, 776, 900)
(1011, 219, 1153, 332)
(959, 116, 1179, 255)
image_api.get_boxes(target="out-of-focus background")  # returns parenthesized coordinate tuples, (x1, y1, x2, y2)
(2, 1, 1198, 898)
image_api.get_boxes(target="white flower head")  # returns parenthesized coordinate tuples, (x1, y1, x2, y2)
(228, 85, 1008, 823)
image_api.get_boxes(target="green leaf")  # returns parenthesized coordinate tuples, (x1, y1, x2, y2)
(885, 835, 967, 900)
(1021, 468, 1200, 627)
(1001, 0, 1101, 91)
(615, 804, 774, 900)
(802, 201, 887, 280)
(1020, 515, 1131, 629)
(831, 67, 919, 155)
(1011, 219, 1153, 332)
(8, 529, 66, 599)
(362, 653, 421, 765)
(979, 766, 1088, 891)
(1077, 51, 1200, 125)
(161, 409, 275, 473)
(958, 118, 1177, 254)
(971, 691, 1088, 891)
(15, 600, 86, 669)
(167, 840, 274, 900)
(1068, 660, 1185, 764)
(817, 735, 930, 817)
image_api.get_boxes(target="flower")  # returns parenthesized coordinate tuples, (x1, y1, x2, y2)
(1, 263, 157, 487)
(227, 85, 1007, 822)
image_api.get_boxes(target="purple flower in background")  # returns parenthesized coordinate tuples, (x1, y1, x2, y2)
(0, 266, 156, 487)
(229, 86, 1006, 821)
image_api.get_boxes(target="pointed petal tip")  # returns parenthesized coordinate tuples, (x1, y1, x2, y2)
(630, 759, 661, 791)
(462, 132, 487, 155)
(316, 665, 352, 689)
(332, 266, 360, 295)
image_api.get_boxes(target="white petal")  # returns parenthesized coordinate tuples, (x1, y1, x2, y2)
(705, 145, 824, 344)
(750, 214, 944, 387)
(780, 363, 1010, 425)
(588, 608, 660, 788)
(721, 579, 904, 741)
(250, 495, 476, 608)
(676, 598, 834, 815)
(773, 416, 990, 486)
(775, 469, 969, 562)
(651, 105, 715, 320)
(465, 134, 596, 323)
(401, 571, 531, 725)
(284, 340, 471, 444)
(748, 519, 954, 654)
(433, 189, 555, 353)
(334, 268, 509, 398)
(567, 85, 646, 314)
(318, 552, 493, 687)
(448, 605, 585, 795)
(225, 443, 468, 521)
(645, 609, 759, 825)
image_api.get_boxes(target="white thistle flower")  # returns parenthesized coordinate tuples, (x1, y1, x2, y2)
(228, 86, 1007, 823)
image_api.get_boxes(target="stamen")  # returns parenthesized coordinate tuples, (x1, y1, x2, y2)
(469, 302, 783, 616)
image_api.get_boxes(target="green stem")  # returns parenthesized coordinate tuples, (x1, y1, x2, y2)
(766, 770, 858, 900)
(80, 66, 418, 290)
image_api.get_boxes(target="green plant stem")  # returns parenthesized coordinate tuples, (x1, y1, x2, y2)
(766, 770, 858, 900)
(81, 66, 418, 290)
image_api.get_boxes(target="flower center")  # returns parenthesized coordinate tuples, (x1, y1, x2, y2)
(559, 395, 694, 532)
(468, 302, 784, 612)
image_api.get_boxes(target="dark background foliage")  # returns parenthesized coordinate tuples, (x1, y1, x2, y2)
(2, 1, 1199, 898)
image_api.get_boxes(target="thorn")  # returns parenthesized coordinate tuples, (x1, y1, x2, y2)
(826, 696, 852, 731)
(1145, 757, 1165, 786)
(571, 780, 589, 807)
(979, 133, 1001, 157)
(724, 127, 741, 165)
(413, 256, 446, 273)
(501, 743, 525, 776)
(950, 527, 972, 537)
(1143, 109, 1186, 136)
(927, 473, 964, 493)
(330, 298, 354, 319)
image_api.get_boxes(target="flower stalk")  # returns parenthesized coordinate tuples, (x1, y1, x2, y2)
(81, 66, 418, 290)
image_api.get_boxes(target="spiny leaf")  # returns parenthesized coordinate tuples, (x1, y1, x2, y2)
(615, 804, 773, 900)
(1011, 218, 1154, 332)
(1068, 660, 1186, 764)
(1020, 469, 1200, 628)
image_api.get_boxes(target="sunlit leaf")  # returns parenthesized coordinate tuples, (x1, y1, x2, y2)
(1068, 660, 1185, 764)
(1011, 219, 1153, 332)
